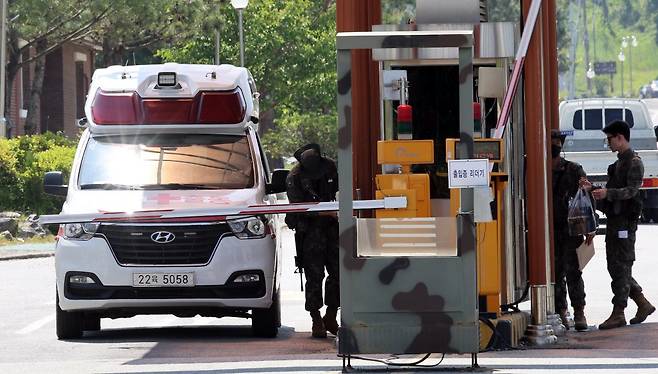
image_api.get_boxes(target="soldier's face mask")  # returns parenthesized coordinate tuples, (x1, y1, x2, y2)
(551, 144, 562, 158)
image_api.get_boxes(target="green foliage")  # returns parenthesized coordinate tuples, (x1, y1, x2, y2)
(262, 109, 338, 160)
(381, 0, 415, 24)
(0, 133, 77, 214)
(618, 0, 640, 28)
(487, 0, 520, 22)
(0, 140, 19, 209)
(91, 0, 211, 66)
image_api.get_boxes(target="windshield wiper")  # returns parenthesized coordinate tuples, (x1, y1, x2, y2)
(79, 183, 141, 190)
(139, 183, 219, 190)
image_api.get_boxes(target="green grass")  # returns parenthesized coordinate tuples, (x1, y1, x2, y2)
(0, 235, 56, 247)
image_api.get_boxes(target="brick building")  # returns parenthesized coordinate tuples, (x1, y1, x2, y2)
(8, 41, 96, 138)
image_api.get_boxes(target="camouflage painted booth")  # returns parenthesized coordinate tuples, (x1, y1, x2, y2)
(336, 30, 479, 363)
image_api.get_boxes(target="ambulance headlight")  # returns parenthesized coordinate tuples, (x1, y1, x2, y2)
(63, 222, 100, 240)
(227, 217, 267, 239)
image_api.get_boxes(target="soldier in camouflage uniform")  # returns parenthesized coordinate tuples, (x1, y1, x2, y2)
(285, 143, 339, 338)
(551, 129, 592, 331)
(581, 120, 656, 330)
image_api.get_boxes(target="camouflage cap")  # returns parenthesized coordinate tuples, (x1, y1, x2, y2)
(293, 143, 322, 162)
(550, 129, 567, 145)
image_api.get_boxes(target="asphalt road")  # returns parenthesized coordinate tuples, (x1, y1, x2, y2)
(1, 226, 658, 373)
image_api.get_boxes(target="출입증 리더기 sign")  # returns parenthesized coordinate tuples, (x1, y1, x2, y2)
(447, 159, 490, 188)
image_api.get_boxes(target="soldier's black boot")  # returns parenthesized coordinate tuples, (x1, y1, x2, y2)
(310, 310, 327, 338)
(598, 305, 626, 330)
(630, 293, 656, 325)
(559, 309, 570, 331)
(323, 307, 339, 336)
(573, 306, 588, 331)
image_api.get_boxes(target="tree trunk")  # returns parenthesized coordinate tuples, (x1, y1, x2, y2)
(582, 0, 591, 93)
(101, 37, 125, 67)
(24, 40, 47, 135)
(4, 28, 21, 130)
(567, 0, 580, 99)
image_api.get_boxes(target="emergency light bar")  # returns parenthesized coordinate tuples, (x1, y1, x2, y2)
(37, 197, 408, 225)
(157, 72, 177, 87)
(91, 89, 247, 125)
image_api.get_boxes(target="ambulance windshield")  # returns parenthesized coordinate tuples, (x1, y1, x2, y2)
(78, 134, 255, 190)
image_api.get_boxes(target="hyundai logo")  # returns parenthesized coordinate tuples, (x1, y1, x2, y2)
(151, 231, 175, 244)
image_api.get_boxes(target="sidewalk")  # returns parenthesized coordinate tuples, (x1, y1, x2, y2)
(0, 242, 54, 261)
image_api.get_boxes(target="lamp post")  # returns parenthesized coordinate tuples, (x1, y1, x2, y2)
(0, 0, 7, 138)
(214, 1, 221, 65)
(618, 50, 625, 97)
(586, 62, 596, 96)
(230, 0, 249, 67)
(621, 35, 637, 96)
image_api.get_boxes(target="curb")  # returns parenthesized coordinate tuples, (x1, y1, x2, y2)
(0, 252, 54, 261)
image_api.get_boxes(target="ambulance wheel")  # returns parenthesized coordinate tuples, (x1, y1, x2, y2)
(83, 314, 101, 331)
(252, 291, 281, 338)
(56, 292, 83, 339)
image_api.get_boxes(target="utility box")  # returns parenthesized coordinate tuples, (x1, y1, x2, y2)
(336, 30, 479, 356)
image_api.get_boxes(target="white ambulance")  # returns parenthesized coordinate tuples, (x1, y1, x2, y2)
(43, 64, 289, 339)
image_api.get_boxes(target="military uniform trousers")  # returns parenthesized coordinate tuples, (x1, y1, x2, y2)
(605, 217, 643, 308)
(301, 216, 339, 312)
(554, 237, 586, 312)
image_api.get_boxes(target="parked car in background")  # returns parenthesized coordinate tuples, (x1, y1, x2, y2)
(640, 80, 658, 99)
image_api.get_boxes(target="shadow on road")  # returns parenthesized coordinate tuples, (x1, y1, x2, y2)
(67, 324, 337, 364)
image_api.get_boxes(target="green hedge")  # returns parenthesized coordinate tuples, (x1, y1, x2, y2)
(0, 132, 77, 214)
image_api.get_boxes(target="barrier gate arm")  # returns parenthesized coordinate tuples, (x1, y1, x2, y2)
(493, 0, 542, 140)
(37, 196, 407, 225)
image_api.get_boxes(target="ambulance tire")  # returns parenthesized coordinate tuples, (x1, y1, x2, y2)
(252, 291, 281, 338)
(83, 314, 101, 331)
(56, 292, 83, 339)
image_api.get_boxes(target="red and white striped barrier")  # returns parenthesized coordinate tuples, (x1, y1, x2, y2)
(37, 196, 407, 225)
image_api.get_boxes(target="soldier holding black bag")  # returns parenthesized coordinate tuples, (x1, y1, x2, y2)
(285, 143, 339, 339)
(551, 129, 593, 331)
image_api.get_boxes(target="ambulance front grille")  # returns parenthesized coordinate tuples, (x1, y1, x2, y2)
(98, 223, 232, 266)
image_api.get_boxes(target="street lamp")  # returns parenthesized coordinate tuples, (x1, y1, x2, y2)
(214, 1, 221, 65)
(230, 0, 249, 67)
(621, 35, 637, 96)
(586, 62, 596, 96)
(618, 50, 625, 97)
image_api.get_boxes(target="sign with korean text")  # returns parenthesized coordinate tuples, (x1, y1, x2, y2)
(447, 159, 490, 188)
(594, 61, 616, 75)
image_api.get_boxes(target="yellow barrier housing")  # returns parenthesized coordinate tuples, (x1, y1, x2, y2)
(375, 140, 434, 218)
(446, 138, 507, 315)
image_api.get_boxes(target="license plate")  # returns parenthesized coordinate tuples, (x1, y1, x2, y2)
(132, 272, 195, 287)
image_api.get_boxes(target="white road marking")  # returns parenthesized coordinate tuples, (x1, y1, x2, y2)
(16, 314, 55, 335)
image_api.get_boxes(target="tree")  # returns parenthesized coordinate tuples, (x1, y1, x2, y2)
(157, 0, 338, 159)
(89, 0, 209, 67)
(6, 0, 112, 134)
(381, 0, 415, 24)
(487, 0, 519, 22)
(618, 0, 639, 28)
(648, 0, 658, 45)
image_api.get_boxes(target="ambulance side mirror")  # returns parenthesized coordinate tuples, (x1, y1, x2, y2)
(654, 125, 658, 140)
(43, 171, 68, 196)
(77, 117, 88, 128)
(267, 169, 289, 194)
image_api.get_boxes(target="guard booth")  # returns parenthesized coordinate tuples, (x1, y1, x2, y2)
(336, 30, 480, 361)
